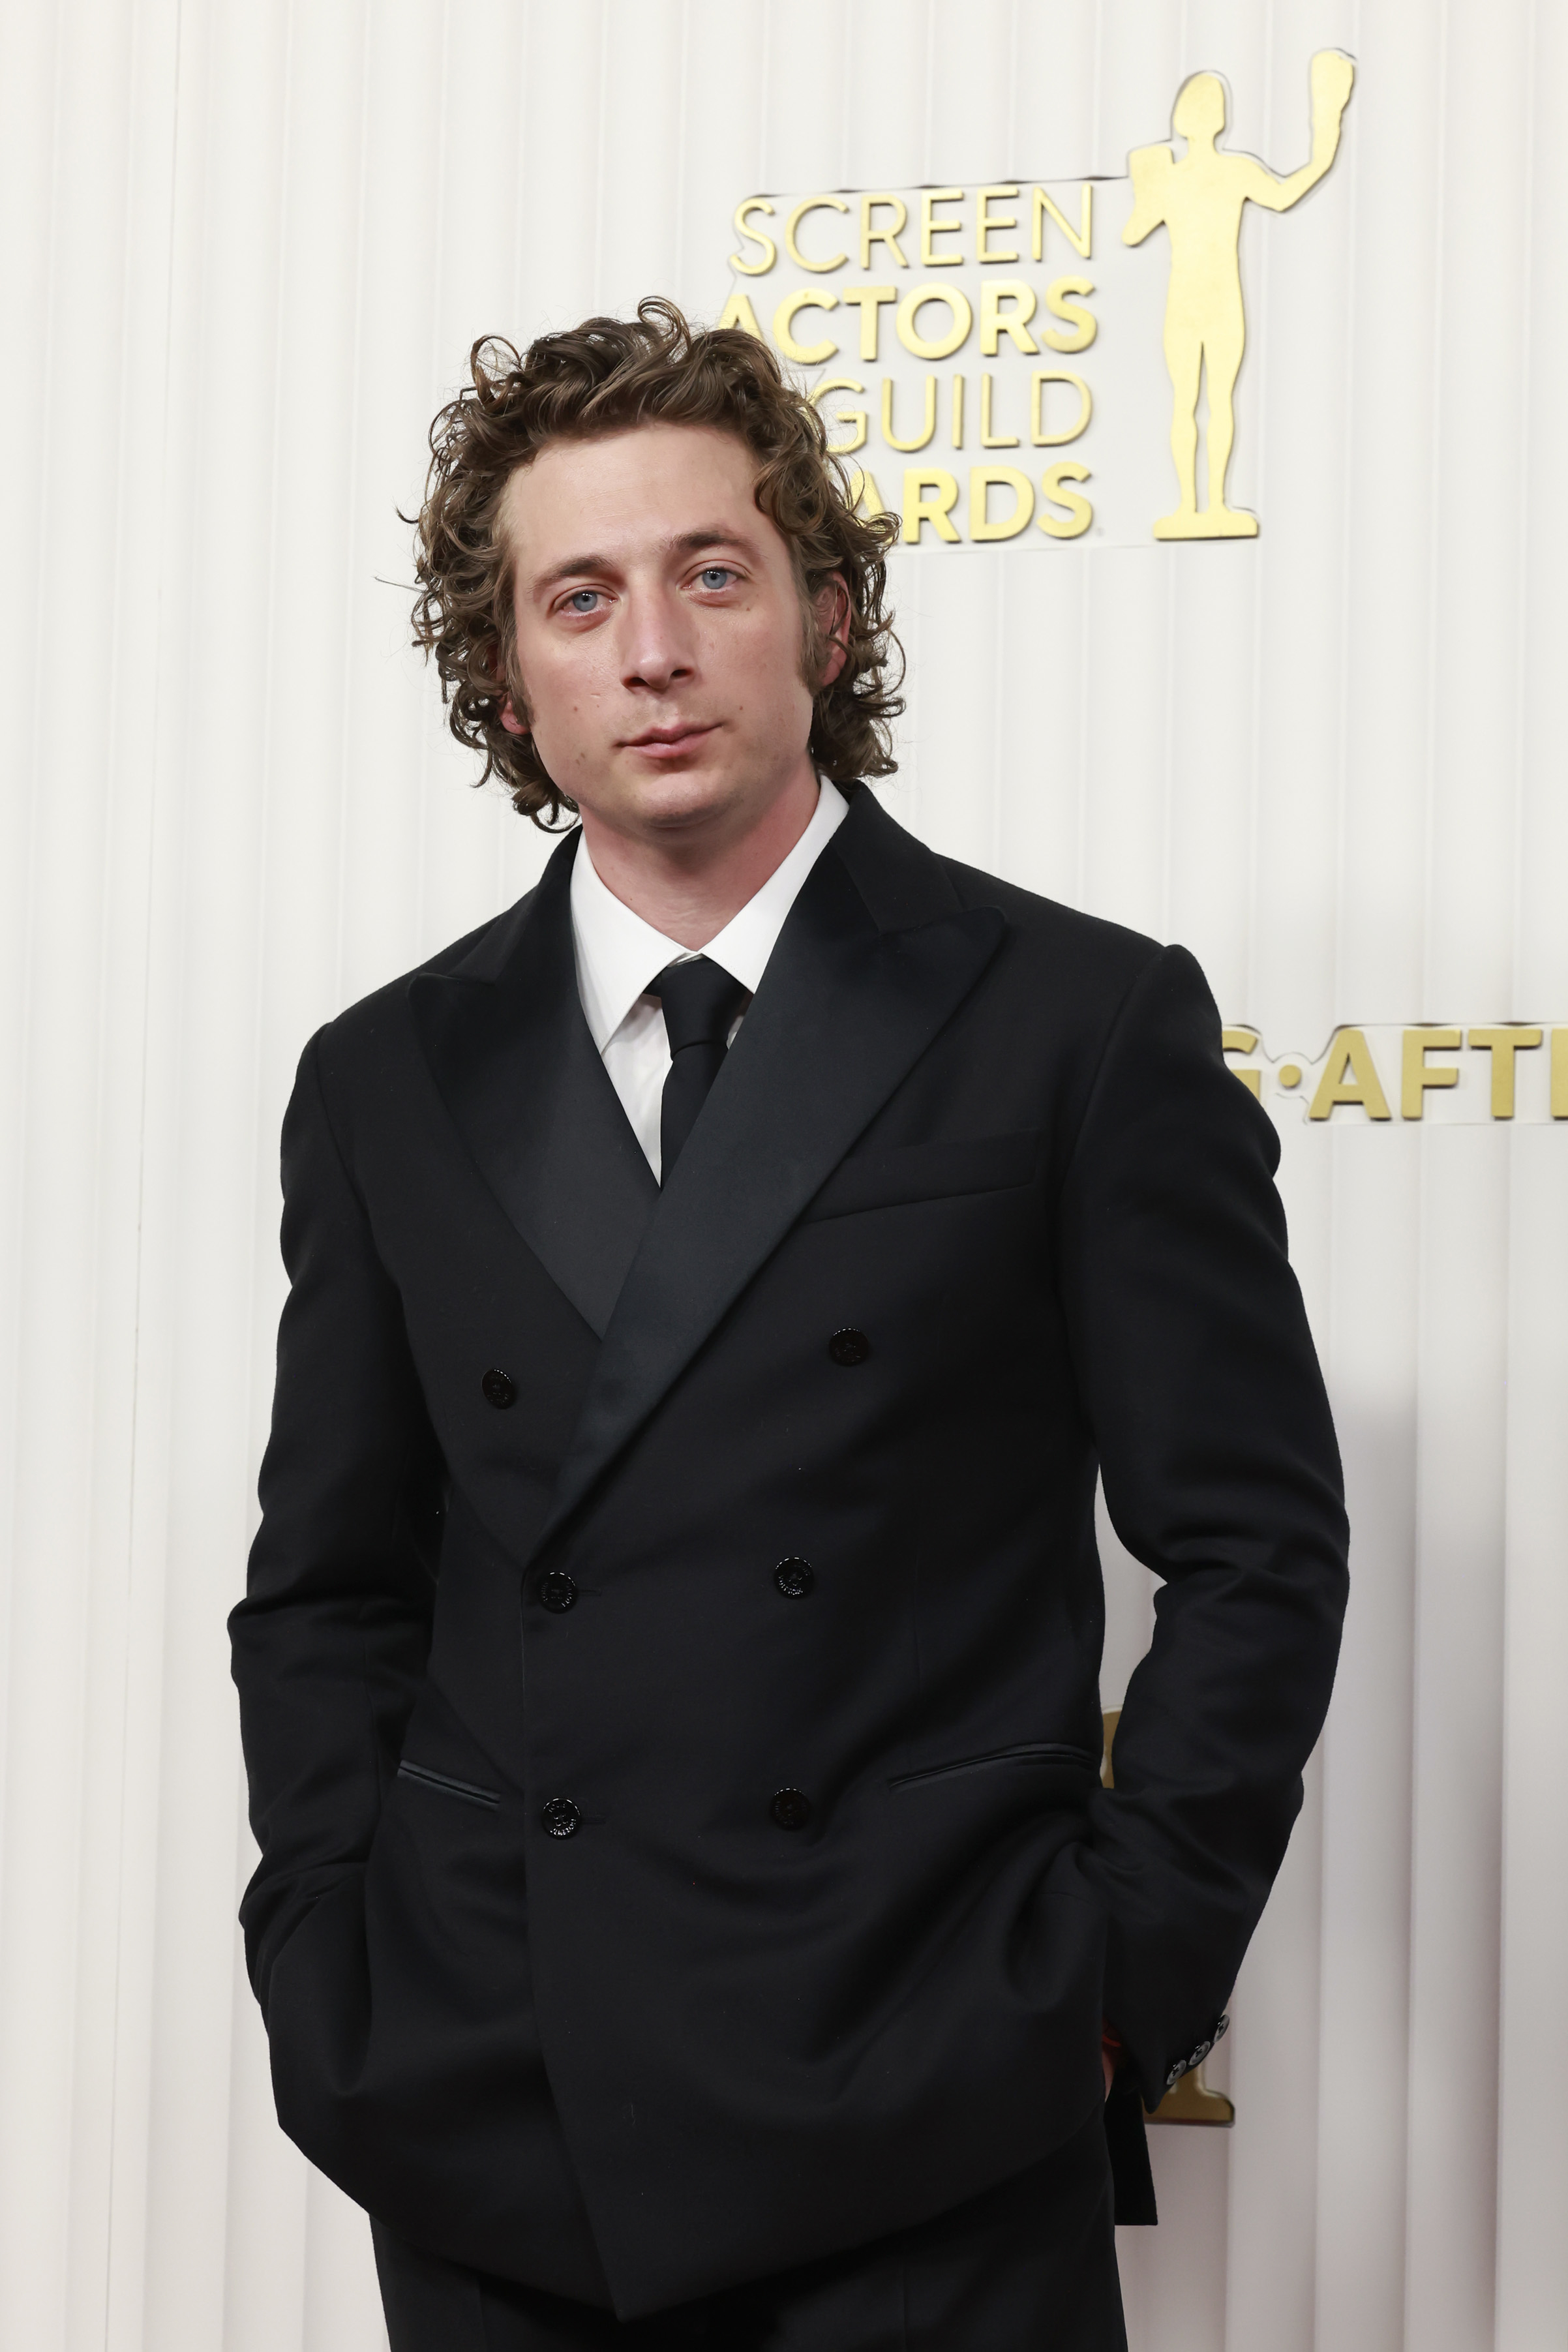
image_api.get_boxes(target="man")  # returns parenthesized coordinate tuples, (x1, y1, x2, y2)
(231, 299, 1348, 2350)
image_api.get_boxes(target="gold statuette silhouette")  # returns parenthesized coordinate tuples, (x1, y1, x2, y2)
(1124, 51, 1355, 539)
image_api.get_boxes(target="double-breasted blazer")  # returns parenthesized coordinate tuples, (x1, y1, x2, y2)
(231, 786, 1348, 2319)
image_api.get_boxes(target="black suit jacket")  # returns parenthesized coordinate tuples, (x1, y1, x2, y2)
(232, 789, 1347, 2318)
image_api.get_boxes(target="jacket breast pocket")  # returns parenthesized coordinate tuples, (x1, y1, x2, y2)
(803, 1131, 1042, 1223)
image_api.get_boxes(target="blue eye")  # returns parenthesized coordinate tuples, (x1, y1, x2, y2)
(566, 589, 600, 614)
(698, 566, 734, 590)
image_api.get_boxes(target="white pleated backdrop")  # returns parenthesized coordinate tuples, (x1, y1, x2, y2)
(3, 3, 1565, 2346)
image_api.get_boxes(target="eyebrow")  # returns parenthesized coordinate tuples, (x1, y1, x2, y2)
(666, 527, 757, 560)
(533, 552, 613, 594)
(531, 527, 759, 597)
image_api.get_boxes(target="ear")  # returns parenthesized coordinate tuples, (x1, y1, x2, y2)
(493, 638, 529, 736)
(813, 574, 851, 689)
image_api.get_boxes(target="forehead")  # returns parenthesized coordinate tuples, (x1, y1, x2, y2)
(501, 423, 770, 576)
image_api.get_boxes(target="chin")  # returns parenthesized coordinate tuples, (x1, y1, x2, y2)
(625, 768, 744, 832)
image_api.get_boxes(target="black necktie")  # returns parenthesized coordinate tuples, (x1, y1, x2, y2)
(655, 957, 749, 1181)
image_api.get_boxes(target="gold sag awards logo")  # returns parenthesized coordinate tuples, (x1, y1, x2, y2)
(716, 56, 1563, 1149)
(718, 50, 1356, 547)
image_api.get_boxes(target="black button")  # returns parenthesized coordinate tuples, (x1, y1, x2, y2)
(540, 1572, 578, 1614)
(828, 1327, 870, 1367)
(774, 1557, 815, 1599)
(770, 1788, 812, 1830)
(482, 1368, 517, 1410)
(541, 1796, 580, 1839)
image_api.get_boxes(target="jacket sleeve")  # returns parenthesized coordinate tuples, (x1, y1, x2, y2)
(1057, 944, 1348, 2110)
(230, 1029, 442, 2015)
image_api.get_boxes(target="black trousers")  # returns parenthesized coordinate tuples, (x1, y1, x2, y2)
(371, 2111, 1124, 2351)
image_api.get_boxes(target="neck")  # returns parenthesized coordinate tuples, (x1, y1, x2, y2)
(579, 762, 821, 949)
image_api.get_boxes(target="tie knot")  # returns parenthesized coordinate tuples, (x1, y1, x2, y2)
(654, 957, 749, 1054)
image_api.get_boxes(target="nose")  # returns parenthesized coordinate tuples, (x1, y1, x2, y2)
(620, 582, 697, 697)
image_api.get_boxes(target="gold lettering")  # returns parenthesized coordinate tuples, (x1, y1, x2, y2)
(1468, 1026, 1543, 1118)
(903, 466, 961, 543)
(920, 187, 965, 266)
(813, 374, 867, 453)
(978, 280, 1040, 356)
(1032, 370, 1093, 445)
(980, 375, 1019, 449)
(1032, 183, 1093, 262)
(1042, 276, 1098, 354)
(785, 195, 849, 273)
(716, 290, 765, 339)
(860, 193, 909, 270)
(897, 284, 973, 360)
(1554, 1029, 1568, 1117)
(1222, 1027, 1262, 1099)
(843, 465, 887, 518)
(1400, 1028, 1461, 1119)
(773, 289, 839, 365)
(882, 377, 938, 452)
(976, 183, 1021, 263)
(970, 465, 1035, 541)
(951, 374, 965, 448)
(1310, 1029, 1393, 1121)
(730, 198, 777, 276)
(839, 284, 897, 361)
(1037, 461, 1093, 540)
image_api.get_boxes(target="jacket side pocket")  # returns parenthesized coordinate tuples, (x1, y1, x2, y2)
(888, 1740, 1099, 1791)
(396, 1758, 500, 1810)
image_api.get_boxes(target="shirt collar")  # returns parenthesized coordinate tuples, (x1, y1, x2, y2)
(569, 779, 849, 1053)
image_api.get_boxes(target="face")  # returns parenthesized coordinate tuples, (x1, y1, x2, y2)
(500, 423, 845, 849)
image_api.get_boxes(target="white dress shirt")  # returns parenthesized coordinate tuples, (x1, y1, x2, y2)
(569, 779, 849, 1181)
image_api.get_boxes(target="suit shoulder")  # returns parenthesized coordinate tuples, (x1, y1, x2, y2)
(314, 890, 539, 1063)
(937, 854, 1165, 1001)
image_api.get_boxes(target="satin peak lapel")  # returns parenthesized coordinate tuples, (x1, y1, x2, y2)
(539, 792, 1004, 1549)
(407, 830, 657, 1338)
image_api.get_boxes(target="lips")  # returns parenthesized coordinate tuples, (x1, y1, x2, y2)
(624, 723, 716, 758)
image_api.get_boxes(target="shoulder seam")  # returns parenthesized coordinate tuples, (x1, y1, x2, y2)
(301, 1027, 375, 1222)
(1057, 941, 1179, 1188)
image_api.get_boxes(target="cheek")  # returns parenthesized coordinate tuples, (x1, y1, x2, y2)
(713, 611, 815, 717)
(517, 642, 609, 741)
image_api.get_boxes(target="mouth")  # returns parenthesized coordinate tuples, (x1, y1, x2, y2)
(622, 723, 718, 760)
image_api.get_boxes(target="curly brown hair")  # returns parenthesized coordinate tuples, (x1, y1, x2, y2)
(410, 297, 904, 826)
